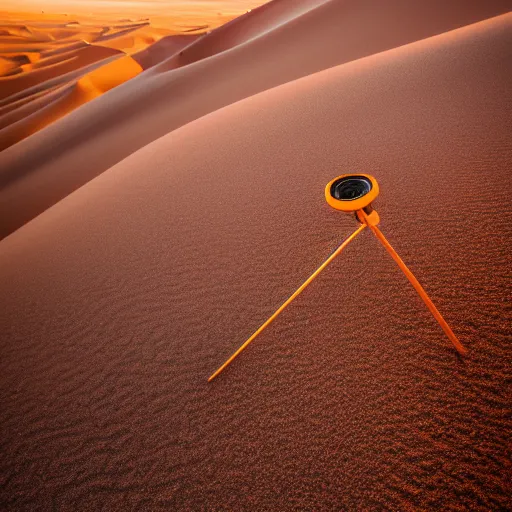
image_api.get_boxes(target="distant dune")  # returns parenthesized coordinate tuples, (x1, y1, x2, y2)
(0, 13, 176, 151)
(0, 1, 511, 510)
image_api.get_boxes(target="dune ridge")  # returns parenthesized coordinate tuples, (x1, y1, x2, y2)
(0, 10, 510, 510)
(0, 0, 510, 240)
(155, 0, 332, 72)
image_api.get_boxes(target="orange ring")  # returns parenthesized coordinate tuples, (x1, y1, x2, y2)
(325, 174, 379, 212)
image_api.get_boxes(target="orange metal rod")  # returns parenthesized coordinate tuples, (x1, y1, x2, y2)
(208, 223, 367, 382)
(361, 212, 466, 355)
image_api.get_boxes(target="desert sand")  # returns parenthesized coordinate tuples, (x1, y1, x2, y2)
(0, 0, 511, 510)
(0, 1, 266, 150)
(0, 12, 182, 151)
(0, 0, 510, 239)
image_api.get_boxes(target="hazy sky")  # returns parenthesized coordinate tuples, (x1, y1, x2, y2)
(4, 1, 267, 17)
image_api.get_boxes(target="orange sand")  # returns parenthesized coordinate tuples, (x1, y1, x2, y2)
(0, 11, 191, 148)
(0, 1, 511, 510)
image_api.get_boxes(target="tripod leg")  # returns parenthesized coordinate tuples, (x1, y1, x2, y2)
(365, 219, 466, 355)
(208, 223, 367, 382)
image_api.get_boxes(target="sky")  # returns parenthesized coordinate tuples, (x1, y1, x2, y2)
(2, 0, 269, 31)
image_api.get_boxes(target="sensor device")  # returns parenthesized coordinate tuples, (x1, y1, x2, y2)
(325, 174, 378, 211)
(208, 173, 466, 382)
(325, 174, 380, 225)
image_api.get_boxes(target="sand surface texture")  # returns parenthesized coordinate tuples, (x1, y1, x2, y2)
(1, 1, 511, 510)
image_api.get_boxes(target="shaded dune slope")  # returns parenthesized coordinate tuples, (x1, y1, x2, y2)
(157, 0, 331, 71)
(1, 15, 510, 510)
(1, 0, 510, 239)
(132, 34, 200, 70)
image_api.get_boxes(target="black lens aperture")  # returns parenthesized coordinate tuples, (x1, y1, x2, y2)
(330, 176, 372, 201)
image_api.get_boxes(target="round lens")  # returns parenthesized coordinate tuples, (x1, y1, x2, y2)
(330, 176, 372, 201)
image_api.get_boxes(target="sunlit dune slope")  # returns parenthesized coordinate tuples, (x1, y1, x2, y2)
(1, 0, 510, 239)
(0, 14, 510, 510)
(92, 24, 171, 53)
(0, 44, 122, 99)
(0, 14, 172, 150)
(0, 55, 142, 149)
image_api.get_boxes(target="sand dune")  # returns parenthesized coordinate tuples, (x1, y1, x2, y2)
(0, 13, 172, 153)
(158, 0, 331, 71)
(132, 34, 200, 70)
(1, 0, 510, 239)
(0, 12, 510, 510)
(0, 45, 122, 99)
(92, 24, 170, 53)
(0, 55, 142, 150)
(0, 53, 120, 107)
(0, 2, 265, 147)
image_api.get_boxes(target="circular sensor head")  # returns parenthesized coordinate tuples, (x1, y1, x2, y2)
(325, 174, 379, 212)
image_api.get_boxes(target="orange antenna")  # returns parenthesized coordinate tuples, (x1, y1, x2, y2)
(208, 223, 366, 382)
(358, 209, 466, 355)
(209, 173, 465, 382)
